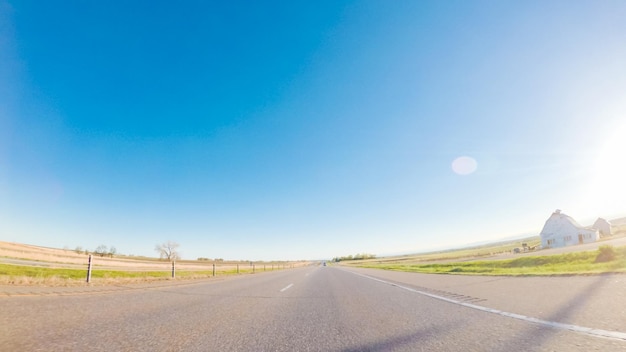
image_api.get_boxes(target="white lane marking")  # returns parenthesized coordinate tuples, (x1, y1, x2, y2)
(280, 283, 294, 292)
(348, 271, 626, 342)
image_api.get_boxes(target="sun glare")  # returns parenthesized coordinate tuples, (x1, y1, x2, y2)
(587, 123, 626, 216)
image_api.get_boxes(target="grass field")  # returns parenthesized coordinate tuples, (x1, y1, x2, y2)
(2, 221, 624, 284)
(347, 236, 543, 265)
(0, 240, 308, 285)
(0, 263, 267, 285)
(341, 223, 626, 276)
(353, 245, 626, 276)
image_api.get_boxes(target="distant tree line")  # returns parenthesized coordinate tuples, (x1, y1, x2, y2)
(74, 245, 117, 257)
(332, 253, 376, 262)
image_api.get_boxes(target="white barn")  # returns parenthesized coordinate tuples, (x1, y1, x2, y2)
(540, 210, 599, 249)
(592, 217, 612, 237)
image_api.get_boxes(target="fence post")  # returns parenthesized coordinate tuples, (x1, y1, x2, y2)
(213, 263, 216, 277)
(171, 261, 176, 278)
(264, 265, 266, 271)
(86, 254, 92, 283)
(237, 264, 239, 274)
(253, 264, 255, 274)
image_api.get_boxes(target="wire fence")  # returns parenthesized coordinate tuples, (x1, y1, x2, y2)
(84, 255, 308, 283)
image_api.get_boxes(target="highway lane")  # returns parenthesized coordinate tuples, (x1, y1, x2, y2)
(342, 266, 626, 335)
(1, 266, 625, 351)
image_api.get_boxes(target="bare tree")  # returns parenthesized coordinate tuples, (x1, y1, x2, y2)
(155, 241, 180, 261)
(108, 246, 117, 258)
(94, 245, 108, 257)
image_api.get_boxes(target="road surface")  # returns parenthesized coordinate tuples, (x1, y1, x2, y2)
(1, 266, 625, 351)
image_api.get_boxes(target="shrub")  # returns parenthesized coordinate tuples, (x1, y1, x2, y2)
(595, 245, 617, 263)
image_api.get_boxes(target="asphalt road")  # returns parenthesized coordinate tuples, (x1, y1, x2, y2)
(1, 266, 625, 351)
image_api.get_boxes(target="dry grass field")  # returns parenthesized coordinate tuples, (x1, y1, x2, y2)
(347, 219, 626, 267)
(0, 241, 309, 286)
(341, 221, 626, 276)
(3, 218, 623, 284)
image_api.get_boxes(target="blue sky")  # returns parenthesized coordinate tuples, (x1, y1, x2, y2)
(2, 1, 625, 260)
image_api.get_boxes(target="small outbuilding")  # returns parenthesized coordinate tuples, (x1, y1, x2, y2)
(540, 210, 599, 249)
(592, 217, 612, 237)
